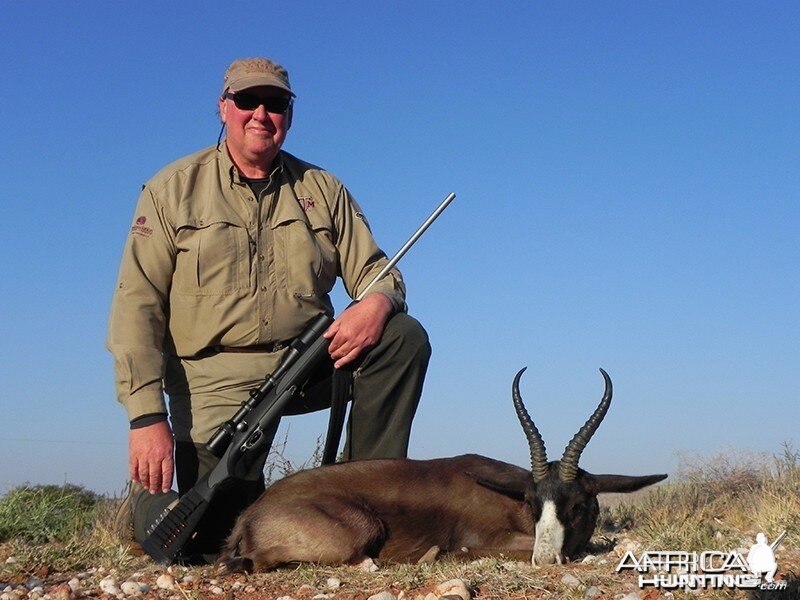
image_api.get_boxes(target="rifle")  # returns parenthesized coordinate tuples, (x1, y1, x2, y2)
(141, 192, 456, 564)
(770, 530, 787, 552)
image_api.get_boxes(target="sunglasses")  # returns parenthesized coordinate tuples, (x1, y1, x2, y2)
(224, 92, 293, 114)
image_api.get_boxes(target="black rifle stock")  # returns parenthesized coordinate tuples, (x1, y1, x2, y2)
(141, 192, 455, 564)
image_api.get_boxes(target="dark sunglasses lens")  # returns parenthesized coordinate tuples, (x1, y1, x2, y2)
(232, 94, 291, 114)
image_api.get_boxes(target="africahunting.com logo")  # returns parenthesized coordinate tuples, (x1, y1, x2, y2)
(616, 531, 787, 591)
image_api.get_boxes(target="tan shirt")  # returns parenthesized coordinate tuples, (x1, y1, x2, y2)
(107, 144, 405, 421)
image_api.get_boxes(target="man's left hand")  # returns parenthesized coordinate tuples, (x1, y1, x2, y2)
(323, 293, 393, 368)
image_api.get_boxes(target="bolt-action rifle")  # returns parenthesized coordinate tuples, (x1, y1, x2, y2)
(141, 192, 456, 564)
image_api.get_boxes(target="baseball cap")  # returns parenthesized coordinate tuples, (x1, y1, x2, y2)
(221, 57, 295, 97)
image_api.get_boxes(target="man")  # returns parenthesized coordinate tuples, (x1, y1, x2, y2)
(108, 57, 431, 558)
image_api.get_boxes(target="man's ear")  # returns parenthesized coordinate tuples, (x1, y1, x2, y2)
(219, 96, 228, 124)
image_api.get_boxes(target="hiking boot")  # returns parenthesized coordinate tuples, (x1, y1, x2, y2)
(114, 481, 146, 546)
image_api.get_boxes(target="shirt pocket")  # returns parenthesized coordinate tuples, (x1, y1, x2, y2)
(173, 217, 250, 295)
(272, 216, 337, 297)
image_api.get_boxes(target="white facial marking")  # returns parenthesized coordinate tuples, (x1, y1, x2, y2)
(533, 500, 565, 566)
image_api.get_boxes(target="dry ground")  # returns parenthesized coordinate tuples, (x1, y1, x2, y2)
(2, 486, 798, 600)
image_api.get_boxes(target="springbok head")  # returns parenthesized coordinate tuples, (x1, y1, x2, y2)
(473, 368, 667, 566)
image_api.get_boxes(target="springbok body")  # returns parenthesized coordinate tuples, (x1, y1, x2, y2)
(220, 369, 667, 571)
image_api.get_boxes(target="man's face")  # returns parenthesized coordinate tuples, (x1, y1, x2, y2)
(219, 85, 292, 171)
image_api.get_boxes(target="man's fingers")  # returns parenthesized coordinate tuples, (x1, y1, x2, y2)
(148, 462, 163, 494)
(334, 346, 363, 369)
(161, 457, 174, 493)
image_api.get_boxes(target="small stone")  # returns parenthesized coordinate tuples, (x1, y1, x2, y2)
(357, 557, 379, 572)
(275, 596, 295, 600)
(433, 579, 471, 600)
(24, 579, 44, 591)
(561, 573, 580, 587)
(423, 594, 438, 600)
(181, 575, 196, 584)
(139, 583, 151, 593)
(156, 574, 175, 590)
(50, 583, 75, 600)
(617, 593, 642, 600)
(76, 572, 92, 580)
(121, 581, 141, 595)
(67, 578, 81, 592)
(99, 576, 120, 595)
(210, 586, 224, 595)
(367, 593, 395, 600)
(298, 584, 317, 593)
(585, 586, 602, 598)
(3, 558, 16, 565)
(313, 594, 334, 600)
(244, 586, 256, 593)
(326, 578, 341, 590)
(581, 554, 597, 564)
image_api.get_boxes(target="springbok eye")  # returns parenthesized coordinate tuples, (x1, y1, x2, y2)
(568, 502, 587, 518)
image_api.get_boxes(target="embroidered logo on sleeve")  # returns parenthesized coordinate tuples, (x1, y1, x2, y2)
(296, 197, 316, 212)
(131, 215, 154, 238)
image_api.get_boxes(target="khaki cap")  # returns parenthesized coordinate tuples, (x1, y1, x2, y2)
(222, 57, 295, 97)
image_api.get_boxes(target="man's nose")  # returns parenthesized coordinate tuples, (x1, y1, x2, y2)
(251, 104, 269, 120)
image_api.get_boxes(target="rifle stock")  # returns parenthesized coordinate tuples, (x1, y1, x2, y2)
(141, 192, 456, 564)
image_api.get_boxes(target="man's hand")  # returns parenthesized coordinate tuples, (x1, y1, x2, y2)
(323, 293, 393, 368)
(129, 421, 174, 494)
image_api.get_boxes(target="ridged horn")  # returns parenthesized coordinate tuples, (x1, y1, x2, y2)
(559, 368, 613, 482)
(512, 367, 550, 482)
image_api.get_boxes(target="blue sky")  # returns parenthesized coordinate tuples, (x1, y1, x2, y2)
(1, 2, 797, 495)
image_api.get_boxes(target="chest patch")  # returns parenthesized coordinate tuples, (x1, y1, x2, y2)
(296, 196, 316, 212)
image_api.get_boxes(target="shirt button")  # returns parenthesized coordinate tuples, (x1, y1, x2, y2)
(260, 286, 267, 292)
(258, 254, 265, 261)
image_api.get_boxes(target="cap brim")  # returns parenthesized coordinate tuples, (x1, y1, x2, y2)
(228, 75, 295, 97)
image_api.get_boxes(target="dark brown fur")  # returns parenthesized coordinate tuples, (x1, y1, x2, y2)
(220, 454, 536, 570)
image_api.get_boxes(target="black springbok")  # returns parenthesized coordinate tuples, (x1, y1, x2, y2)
(219, 368, 667, 571)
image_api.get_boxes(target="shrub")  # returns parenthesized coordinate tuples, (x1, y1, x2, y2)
(0, 483, 101, 544)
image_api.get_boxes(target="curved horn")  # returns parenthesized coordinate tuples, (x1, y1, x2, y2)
(512, 367, 550, 482)
(559, 368, 613, 482)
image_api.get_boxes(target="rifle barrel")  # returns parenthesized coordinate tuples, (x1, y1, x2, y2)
(356, 192, 456, 301)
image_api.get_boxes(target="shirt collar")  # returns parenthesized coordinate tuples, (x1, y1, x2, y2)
(218, 143, 285, 187)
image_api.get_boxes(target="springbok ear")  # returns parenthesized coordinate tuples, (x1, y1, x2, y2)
(583, 473, 668, 495)
(464, 470, 528, 501)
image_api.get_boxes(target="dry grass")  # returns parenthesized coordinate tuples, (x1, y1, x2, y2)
(604, 444, 800, 554)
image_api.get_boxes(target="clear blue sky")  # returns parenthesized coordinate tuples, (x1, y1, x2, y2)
(1, 2, 797, 495)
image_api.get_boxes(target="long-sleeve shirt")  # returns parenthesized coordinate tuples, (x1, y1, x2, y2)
(107, 144, 405, 421)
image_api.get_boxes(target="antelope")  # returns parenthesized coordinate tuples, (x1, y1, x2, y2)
(219, 368, 667, 571)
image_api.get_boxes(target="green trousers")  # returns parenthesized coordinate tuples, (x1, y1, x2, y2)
(134, 313, 431, 557)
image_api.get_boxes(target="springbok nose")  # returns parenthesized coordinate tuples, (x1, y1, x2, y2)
(533, 500, 565, 567)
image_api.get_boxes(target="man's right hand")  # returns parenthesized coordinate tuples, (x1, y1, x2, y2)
(129, 421, 174, 494)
